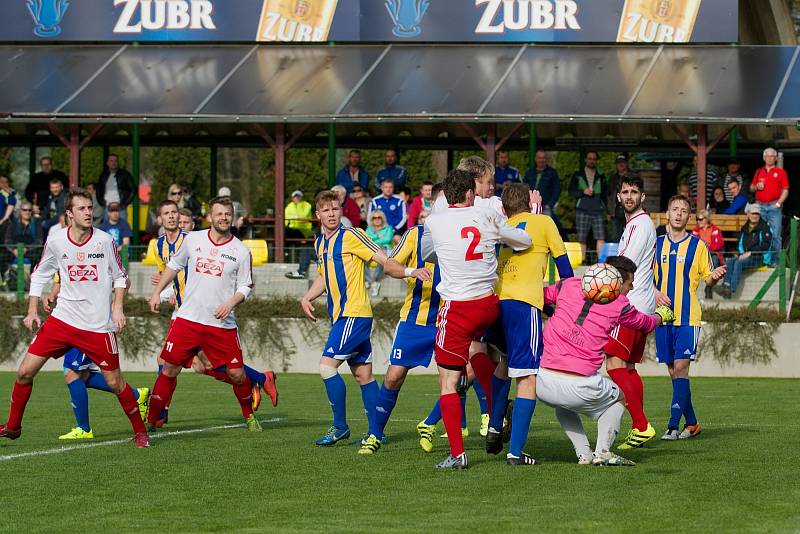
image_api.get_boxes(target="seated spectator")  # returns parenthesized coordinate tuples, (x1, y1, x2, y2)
(368, 178, 407, 245)
(708, 185, 729, 213)
(691, 209, 724, 299)
(717, 204, 772, 298)
(365, 210, 394, 297)
(350, 184, 371, 229)
(677, 182, 696, 211)
(407, 180, 434, 227)
(99, 202, 133, 248)
(0, 175, 17, 232)
(722, 158, 750, 202)
(331, 185, 361, 228)
(568, 151, 606, 262)
(181, 183, 202, 219)
(721, 179, 747, 215)
(2, 201, 43, 287)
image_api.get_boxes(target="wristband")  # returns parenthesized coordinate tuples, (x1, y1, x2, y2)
(404, 267, 414, 277)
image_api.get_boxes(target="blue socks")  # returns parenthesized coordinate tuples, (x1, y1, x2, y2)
(669, 380, 682, 429)
(361, 380, 380, 436)
(323, 373, 348, 430)
(473, 379, 489, 415)
(424, 400, 442, 426)
(672, 378, 697, 427)
(84, 372, 112, 393)
(508, 397, 536, 457)
(67, 379, 90, 432)
(374, 383, 400, 440)
(489, 375, 511, 431)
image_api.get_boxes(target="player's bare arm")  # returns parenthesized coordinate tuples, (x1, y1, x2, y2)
(42, 280, 60, 313)
(214, 291, 246, 321)
(301, 276, 327, 322)
(112, 287, 126, 333)
(149, 266, 179, 312)
(374, 251, 432, 281)
(23, 295, 41, 332)
(704, 265, 727, 287)
(498, 225, 532, 251)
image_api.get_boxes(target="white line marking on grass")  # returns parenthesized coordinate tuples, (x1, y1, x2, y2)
(0, 417, 282, 462)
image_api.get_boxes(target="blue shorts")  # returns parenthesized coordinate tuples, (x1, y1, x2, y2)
(62, 348, 99, 373)
(323, 317, 373, 366)
(655, 325, 700, 365)
(389, 321, 436, 369)
(484, 300, 543, 378)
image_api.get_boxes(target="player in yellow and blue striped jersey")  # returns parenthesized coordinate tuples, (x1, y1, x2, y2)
(654, 195, 726, 441)
(301, 190, 431, 448)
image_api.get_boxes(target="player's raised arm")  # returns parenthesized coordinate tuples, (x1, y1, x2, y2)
(618, 302, 662, 332)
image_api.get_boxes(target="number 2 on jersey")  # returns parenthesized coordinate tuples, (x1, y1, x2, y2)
(461, 226, 483, 261)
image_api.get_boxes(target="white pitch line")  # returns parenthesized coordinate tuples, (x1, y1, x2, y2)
(0, 417, 282, 462)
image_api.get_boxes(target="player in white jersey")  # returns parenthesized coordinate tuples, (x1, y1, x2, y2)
(147, 196, 262, 432)
(0, 189, 149, 448)
(422, 169, 531, 469)
(603, 174, 659, 449)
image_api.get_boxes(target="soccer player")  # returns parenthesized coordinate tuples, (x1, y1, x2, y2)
(536, 256, 673, 466)
(422, 169, 532, 469)
(485, 183, 573, 465)
(654, 195, 726, 440)
(147, 196, 261, 432)
(603, 175, 659, 449)
(301, 190, 429, 447)
(0, 189, 149, 448)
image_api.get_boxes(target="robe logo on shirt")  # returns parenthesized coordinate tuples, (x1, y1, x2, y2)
(67, 264, 99, 282)
(196, 258, 224, 277)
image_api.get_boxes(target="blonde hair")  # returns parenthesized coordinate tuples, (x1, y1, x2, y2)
(696, 209, 711, 221)
(369, 210, 387, 229)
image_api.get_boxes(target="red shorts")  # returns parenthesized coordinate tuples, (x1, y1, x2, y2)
(159, 317, 243, 369)
(28, 316, 120, 371)
(605, 324, 648, 364)
(435, 294, 499, 368)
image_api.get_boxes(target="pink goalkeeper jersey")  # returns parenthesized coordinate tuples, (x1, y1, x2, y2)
(541, 278, 658, 376)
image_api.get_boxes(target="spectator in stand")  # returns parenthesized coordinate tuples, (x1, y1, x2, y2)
(708, 185, 729, 214)
(335, 150, 370, 194)
(331, 185, 361, 228)
(3, 201, 43, 282)
(606, 154, 636, 243)
(166, 183, 184, 208)
(677, 182, 696, 211)
(524, 149, 561, 219)
(717, 204, 773, 299)
(0, 175, 17, 237)
(407, 180, 434, 227)
(99, 202, 133, 248)
(688, 155, 718, 207)
(84, 183, 104, 225)
(218, 186, 246, 233)
(178, 208, 195, 233)
(722, 179, 748, 215)
(25, 156, 68, 212)
(494, 150, 521, 197)
(180, 182, 202, 219)
(691, 209, 725, 299)
(96, 153, 135, 222)
(285, 190, 313, 239)
(368, 178, 407, 245)
(47, 213, 68, 240)
(750, 147, 788, 265)
(42, 178, 67, 236)
(365, 210, 394, 297)
(375, 149, 407, 191)
(350, 184, 371, 228)
(569, 151, 607, 262)
(722, 159, 750, 202)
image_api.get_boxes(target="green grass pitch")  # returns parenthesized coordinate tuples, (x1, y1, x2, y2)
(1, 372, 798, 533)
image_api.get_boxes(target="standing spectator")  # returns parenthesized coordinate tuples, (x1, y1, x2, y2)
(166, 183, 184, 207)
(569, 151, 607, 261)
(524, 149, 561, 222)
(677, 182, 696, 211)
(350, 184, 371, 228)
(494, 150, 521, 196)
(606, 155, 636, 242)
(750, 147, 788, 264)
(721, 179, 748, 215)
(722, 159, 750, 202)
(25, 156, 68, 212)
(2, 201, 43, 288)
(181, 182, 202, 219)
(375, 149, 407, 191)
(365, 210, 394, 297)
(708, 186, 729, 214)
(85, 183, 104, 225)
(407, 180, 434, 227)
(688, 155, 718, 208)
(368, 178, 407, 245)
(218, 186, 246, 233)
(96, 153, 135, 222)
(42, 178, 67, 236)
(0, 175, 17, 236)
(335, 150, 370, 194)
(99, 202, 133, 248)
(717, 204, 773, 298)
(285, 190, 313, 239)
(331, 185, 361, 228)
(691, 209, 724, 298)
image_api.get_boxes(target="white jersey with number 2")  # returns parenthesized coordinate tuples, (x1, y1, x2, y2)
(423, 206, 531, 301)
(618, 211, 657, 314)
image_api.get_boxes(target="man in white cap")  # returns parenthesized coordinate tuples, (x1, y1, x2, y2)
(217, 187, 245, 232)
(285, 190, 316, 280)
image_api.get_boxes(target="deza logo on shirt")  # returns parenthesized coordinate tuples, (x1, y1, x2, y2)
(67, 265, 99, 282)
(196, 258, 224, 277)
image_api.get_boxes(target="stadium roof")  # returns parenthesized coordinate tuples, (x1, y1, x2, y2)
(0, 43, 798, 125)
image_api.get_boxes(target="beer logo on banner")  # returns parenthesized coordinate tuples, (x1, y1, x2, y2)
(27, 0, 70, 38)
(385, 0, 430, 38)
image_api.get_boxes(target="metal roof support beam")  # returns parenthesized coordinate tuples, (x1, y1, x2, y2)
(496, 123, 525, 152)
(194, 45, 259, 115)
(54, 45, 128, 114)
(671, 123, 734, 207)
(767, 46, 800, 120)
(621, 45, 663, 116)
(335, 45, 392, 116)
(48, 123, 103, 188)
(477, 45, 528, 114)
(459, 123, 488, 152)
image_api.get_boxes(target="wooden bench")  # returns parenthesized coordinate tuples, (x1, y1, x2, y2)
(650, 213, 748, 242)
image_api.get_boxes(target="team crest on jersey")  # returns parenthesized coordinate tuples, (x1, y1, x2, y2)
(196, 258, 224, 277)
(210, 248, 219, 256)
(67, 264, 99, 282)
(77, 252, 85, 262)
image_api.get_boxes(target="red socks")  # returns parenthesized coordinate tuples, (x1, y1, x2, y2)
(117, 383, 147, 434)
(440, 392, 464, 457)
(6, 381, 33, 430)
(203, 369, 232, 384)
(469, 352, 496, 413)
(608, 368, 648, 431)
(232, 376, 254, 418)
(147, 374, 178, 424)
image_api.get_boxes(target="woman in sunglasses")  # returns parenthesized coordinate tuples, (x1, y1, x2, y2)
(365, 210, 394, 297)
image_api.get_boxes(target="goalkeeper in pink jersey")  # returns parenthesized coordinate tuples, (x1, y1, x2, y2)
(536, 256, 673, 466)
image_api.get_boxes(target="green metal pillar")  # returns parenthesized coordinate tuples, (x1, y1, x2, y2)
(132, 124, 141, 247)
(16, 243, 25, 301)
(210, 145, 218, 197)
(327, 123, 336, 188)
(790, 217, 798, 290)
(729, 127, 738, 156)
(779, 250, 787, 315)
(528, 123, 537, 169)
